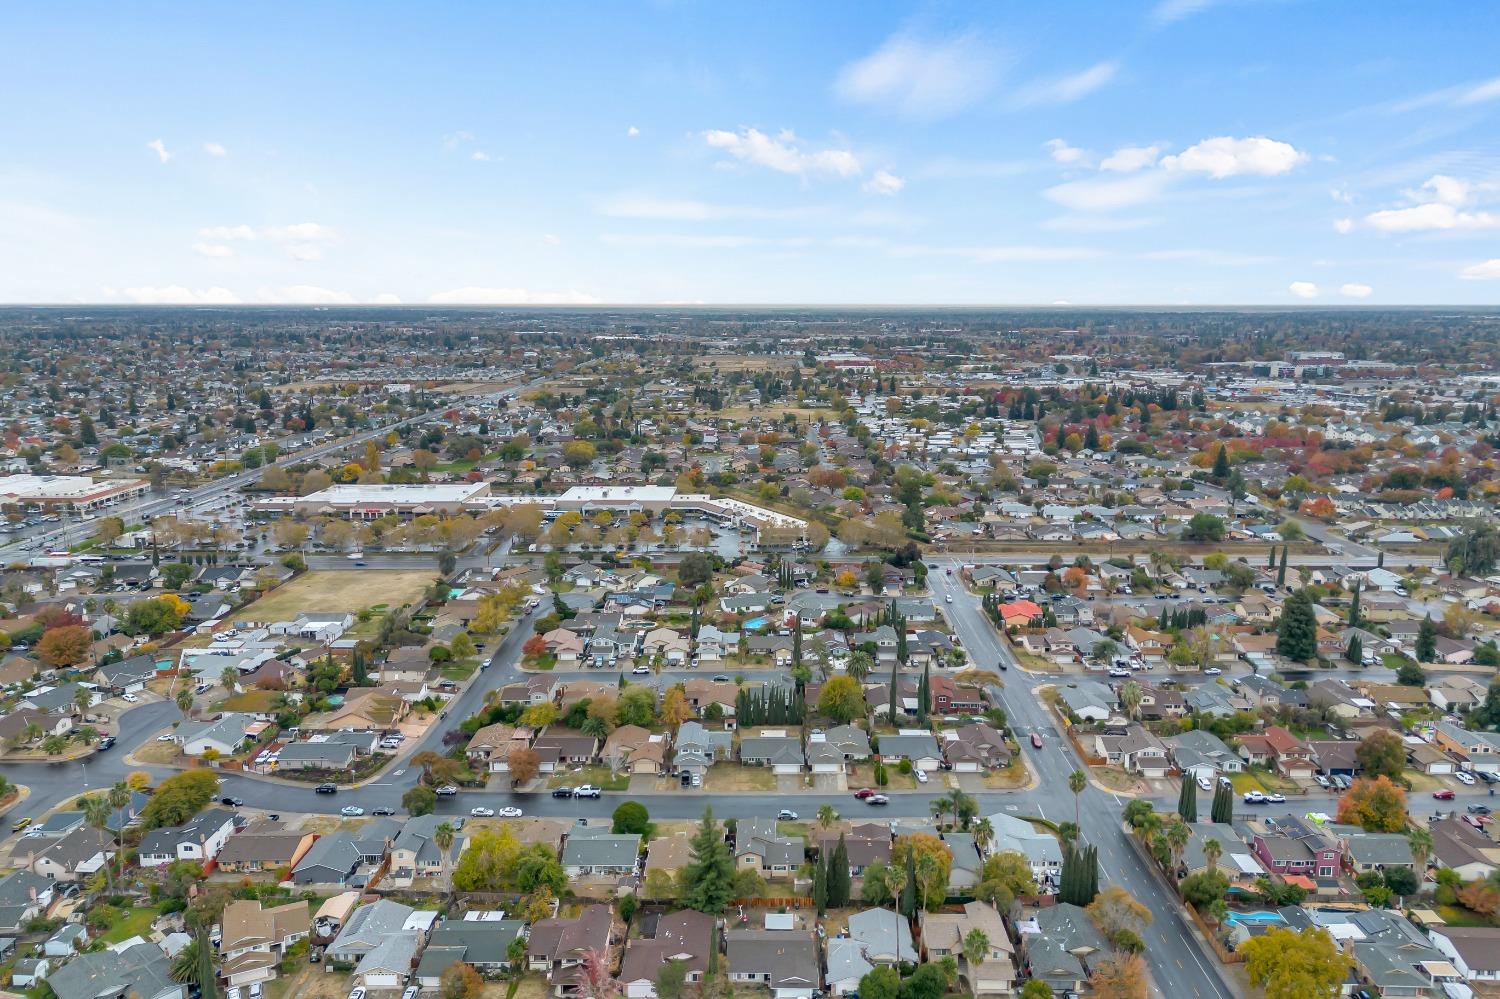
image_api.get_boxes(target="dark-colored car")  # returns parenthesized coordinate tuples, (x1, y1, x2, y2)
(1030, 732, 1044, 749)
(1468, 804, 1493, 815)
(551, 787, 575, 798)
(867, 794, 890, 806)
(98, 735, 116, 750)
(314, 783, 338, 794)
(221, 796, 244, 807)
(371, 807, 396, 816)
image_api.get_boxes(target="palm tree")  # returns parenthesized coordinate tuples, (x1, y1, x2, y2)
(1408, 826, 1434, 877)
(930, 796, 951, 829)
(973, 817, 994, 855)
(1165, 819, 1190, 875)
(175, 687, 194, 720)
(434, 821, 455, 887)
(74, 686, 93, 716)
(817, 804, 838, 830)
(21, 721, 42, 746)
(1068, 769, 1087, 829)
(107, 781, 130, 885)
(81, 794, 115, 893)
(1120, 680, 1143, 721)
(961, 928, 990, 999)
(948, 789, 977, 830)
(220, 666, 238, 692)
(1202, 836, 1223, 875)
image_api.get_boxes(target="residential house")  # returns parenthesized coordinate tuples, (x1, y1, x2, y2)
(1166, 729, 1245, 779)
(527, 904, 614, 996)
(1428, 926, 1500, 984)
(847, 907, 917, 965)
(1248, 816, 1342, 880)
(618, 910, 714, 999)
(922, 901, 1015, 996)
(388, 814, 462, 887)
(137, 809, 238, 868)
(45, 942, 184, 999)
(24, 826, 114, 882)
(173, 713, 255, 757)
(1235, 725, 1316, 778)
(813, 824, 890, 877)
(738, 730, 805, 773)
(0, 870, 54, 934)
(601, 725, 668, 776)
(219, 899, 311, 988)
(561, 827, 640, 878)
(735, 818, 802, 878)
(876, 731, 942, 772)
(1022, 903, 1110, 996)
(1092, 724, 1170, 777)
(725, 929, 821, 999)
(985, 812, 1063, 887)
(215, 820, 315, 874)
(325, 900, 432, 964)
(939, 723, 1011, 771)
(291, 832, 363, 886)
(416, 918, 527, 987)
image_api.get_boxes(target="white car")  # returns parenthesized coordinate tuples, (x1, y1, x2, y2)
(1242, 791, 1266, 804)
(1196, 775, 1212, 791)
(1203, 667, 1223, 676)
(157, 734, 175, 742)
(914, 768, 929, 784)
(945, 594, 953, 603)
(574, 785, 601, 798)
(1266, 793, 1287, 804)
(498, 806, 523, 818)
(121, 693, 138, 702)
(1455, 771, 1477, 785)
(631, 665, 652, 675)
(470, 806, 496, 817)
(340, 805, 365, 817)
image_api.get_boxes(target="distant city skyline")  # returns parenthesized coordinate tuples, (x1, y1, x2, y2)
(4, 2, 1500, 305)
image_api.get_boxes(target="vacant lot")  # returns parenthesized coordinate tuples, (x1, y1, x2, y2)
(244, 570, 432, 619)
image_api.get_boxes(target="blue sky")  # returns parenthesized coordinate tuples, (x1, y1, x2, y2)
(4, 1, 1500, 305)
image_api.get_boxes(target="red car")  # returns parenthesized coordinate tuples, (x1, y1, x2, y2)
(1030, 733, 1044, 749)
(853, 788, 875, 799)
(1433, 789, 1456, 800)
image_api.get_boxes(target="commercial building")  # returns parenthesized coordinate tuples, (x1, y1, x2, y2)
(0, 474, 147, 512)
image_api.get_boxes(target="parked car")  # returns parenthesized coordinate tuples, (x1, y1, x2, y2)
(220, 796, 244, 807)
(470, 806, 496, 817)
(1468, 804, 1492, 815)
(1433, 789, 1456, 800)
(914, 768, 929, 784)
(1243, 791, 1267, 804)
(1455, 771, 1477, 785)
(866, 794, 890, 806)
(1196, 775, 1212, 791)
(435, 784, 460, 795)
(315, 783, 338, 794)
(574, 785, 601, 798)
(98, 735, 116, 750)
(1202, 667, 1222, 676)
(712, 674, 732, 683)
(498, 806, 523, 817)
(552, 787, 575, 798)
(1266, 793, 1286, 804)
(340, 805, 365, 817)
(631, 665, 652, 675)
(777, 809, 798, 820)
(853, 788, 875, 799)
(1030, 732, 1043, 749)
(371, 807, 396, 816)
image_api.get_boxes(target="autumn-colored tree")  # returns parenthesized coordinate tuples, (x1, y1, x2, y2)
(439, 962, 484, 999)
(817, 675, 865, 722)
(508, 746, 541, 786)
(1336, 776, 1408, 832)
(1240, 927, 1346, 999)
(1355, 730, 1406, 782)
(37, 624, 92, 667)
(891, 834, 952, 912)
(523, 635, 548, 658)
(519, 702, 557, 729)
(1298, 496, 1337, 521)
(661, 686, 692, 731)
(1089, 953, 1148, 999)
(1458, 880, 1500, 917)
(1085, 886, 1153, 945)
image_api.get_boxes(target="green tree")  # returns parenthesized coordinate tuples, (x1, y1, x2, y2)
(858, 967, 901, 999)
(817, 675, 865, 722)
(403, 785, 437, 816)
(141, 770, 220, 829)
(656, 960, 689, 999)
(1019, 982, 1054, 999)
(683, 807, 735, 914)
(1415, 614, 1437, 663)
(1275, 588, 1318, 662)
(1355, 730, 1406, 782)
(1068, 769, 1087, 828)
(1183, 513, 1225, 542)
(613, 801, 651, 835)
(1177, 775, 1197, 823)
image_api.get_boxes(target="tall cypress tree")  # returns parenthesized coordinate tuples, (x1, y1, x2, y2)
(917, 662, 931, 724)
(812, 852, 828, 916)
(1177, 775, 1197, 823)
(1276, 589, 1318, 662)
(1211, 782, 1233, 824)
(830, 834, 851, 907)
(900, 850, 918, 917)
(888, 661, 900, 721)
(1416, 614, 1437, 663)
(1276, 546, 1288, 587)
(1346, 634, 1363, 665)
(1348, 581, 1362, 629)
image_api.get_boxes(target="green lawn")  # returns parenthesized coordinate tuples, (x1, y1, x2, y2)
(545, 765, 629, 791)
(1435, 905, 1498, 928)
(441, 659, 480, 680)
(99, 903, 165, 943)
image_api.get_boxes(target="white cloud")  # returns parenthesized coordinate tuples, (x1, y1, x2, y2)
(258, 285, 357, 304)
(627, 126, 640, 137)
(601, 233, 798, 250)
(834, 33, 1000, 119)
(1340, 283, 1373, 298)
(428, 286, 601, 305)
(146, 139, 172, 164)
(442, 130, 475, 151)
(192, 242, 234, 258)
(1151, 0, 1219, 26)
(122, 284, 239, 304)
(199, 225, 257, 241)
(600, 196, 817, 222)
(1333, 218, 1354, 234)
(1359, 175, 1500, 232)
(1100, 144, 1162, 173)
(1042, 214, 1158, 232)
(471, 150, 491, 162)
(1329, 187, 1354, 204)
(1288, 281, 1320, 298)
(862, 170, 905, 196)
(702, 128, 861, 178)
(1161, 136, 1307, 178)
(370, 293, 403, 304)
(1045, 139, 1088, 165)
(283, 244, 325, 261)
(1393, 74, 1500, 113)
(264, 222, 337, 242)
(1012, 61, 1119, 108)
(1044, 171, 1172, 211)
(203, 142, 228, 157)
(1460, 258, 1500, 280)
(888, 243, 1104, 263)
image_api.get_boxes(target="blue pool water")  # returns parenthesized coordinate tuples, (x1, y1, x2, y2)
(1226, 911, 1286, 926)
(744, 617, 768, 630)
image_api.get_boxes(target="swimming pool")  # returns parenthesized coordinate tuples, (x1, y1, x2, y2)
(1226, 911, 1286, 926)
(744, 617, 768, 630)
